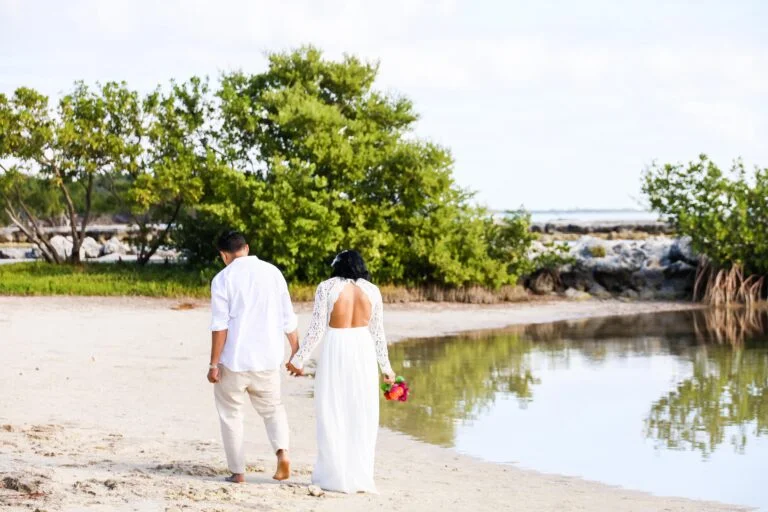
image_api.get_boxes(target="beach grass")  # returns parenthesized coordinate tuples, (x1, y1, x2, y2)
(0, 262, 529, 303)
(0, 262, 218, 298)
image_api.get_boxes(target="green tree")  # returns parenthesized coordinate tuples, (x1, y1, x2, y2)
(642, 155, 768, 302)
(181, 46, 523, 286)
(104, 78, 211, 265)
(0, 83, 142, 263)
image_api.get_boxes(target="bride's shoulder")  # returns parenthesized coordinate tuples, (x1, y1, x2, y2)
(357, 279, 382, 298)
(316, 277, 343, 291)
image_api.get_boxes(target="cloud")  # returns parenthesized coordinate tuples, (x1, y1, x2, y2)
(1, 0, 766, 208)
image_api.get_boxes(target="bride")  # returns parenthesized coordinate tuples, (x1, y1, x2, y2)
(286, 250, 396, 494)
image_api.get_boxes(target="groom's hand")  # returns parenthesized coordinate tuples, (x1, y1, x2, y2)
(285, 361, 304, 377)
(207, 367, 220, 383)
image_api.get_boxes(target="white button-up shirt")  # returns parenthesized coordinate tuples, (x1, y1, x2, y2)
(210, 256, 298, 372)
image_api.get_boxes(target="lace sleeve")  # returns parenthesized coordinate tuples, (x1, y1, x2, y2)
(291, 281, 329, 369)
(369, 293, 394, 376)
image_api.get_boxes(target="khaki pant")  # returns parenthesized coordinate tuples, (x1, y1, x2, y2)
(214, 366, 289, 474)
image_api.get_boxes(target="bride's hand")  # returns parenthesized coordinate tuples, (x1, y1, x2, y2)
(286, 361, 304, 377)
(383, 373, 396, 385)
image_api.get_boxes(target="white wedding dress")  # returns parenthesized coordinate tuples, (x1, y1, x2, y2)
(291, 277, 394, 494)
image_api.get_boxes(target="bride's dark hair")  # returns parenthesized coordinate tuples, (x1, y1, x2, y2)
(330, 250, 371, 281)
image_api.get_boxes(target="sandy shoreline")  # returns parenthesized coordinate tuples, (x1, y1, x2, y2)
(0, 297, 749, 511)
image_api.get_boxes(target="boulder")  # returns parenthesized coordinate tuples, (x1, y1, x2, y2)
(560, 270, 594, 291)
(50, 235, 74, 260)
(631, 267, 666, 291)
(80, 237, 102, 259)
(0, 247, 32, 259)
(102, 236, 130, 256)
(0, 230, 14, 244)
(530, 272, 556, 295)
(588, 282, 611, 299)
(620, 289, 640, 300)
(669, 236, 699, 265)
(640, 237, 673, 267)
(564, 288, 591, 300)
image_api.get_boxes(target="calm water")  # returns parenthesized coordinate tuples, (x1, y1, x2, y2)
(528, 209, 659, 223)
(381, 309, 768, 510)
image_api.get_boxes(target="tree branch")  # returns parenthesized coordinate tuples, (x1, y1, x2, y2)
(138, 199, 182, 265)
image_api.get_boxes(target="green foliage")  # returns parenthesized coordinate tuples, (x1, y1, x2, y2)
(3, 47, 537, 287)
(119, 78, 210, 264)
(531, 241, 575, 273)
(0, 83, 144, 262)
(588, 245, 607, 258)
(642, 155, 768, 276)
(179, 47, 529, 287)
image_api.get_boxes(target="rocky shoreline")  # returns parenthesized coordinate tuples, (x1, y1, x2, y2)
(528, 236, 698, 301)
(1, 223, 698, 301)
(0, 234, 179, 263)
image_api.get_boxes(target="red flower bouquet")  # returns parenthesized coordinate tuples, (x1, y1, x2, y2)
(381, 376, 409, 402)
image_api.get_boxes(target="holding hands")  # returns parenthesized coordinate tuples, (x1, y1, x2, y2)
(286, 360, 304, 377)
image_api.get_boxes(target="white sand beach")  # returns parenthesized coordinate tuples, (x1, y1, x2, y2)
(0, 297, 749, 511)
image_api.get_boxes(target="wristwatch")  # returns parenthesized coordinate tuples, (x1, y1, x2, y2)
(208, 364, 219, 370)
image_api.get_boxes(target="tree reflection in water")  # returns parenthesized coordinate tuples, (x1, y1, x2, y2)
(381, 308, 768, 456)
(645, 308, 768, 456)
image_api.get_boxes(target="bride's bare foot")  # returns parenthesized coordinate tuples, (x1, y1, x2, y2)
(225, 473, 245, 484)
(273, 449, 291, 481)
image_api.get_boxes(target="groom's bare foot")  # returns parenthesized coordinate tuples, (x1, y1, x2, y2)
(273, 449, 291, 481)
(224, 473, 245, 483)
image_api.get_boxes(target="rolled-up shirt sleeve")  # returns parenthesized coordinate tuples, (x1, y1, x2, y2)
(210, 274, 229, 331)
(278, 272, 298, 333)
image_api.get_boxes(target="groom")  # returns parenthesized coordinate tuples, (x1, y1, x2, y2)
(206, 231, 300, 483)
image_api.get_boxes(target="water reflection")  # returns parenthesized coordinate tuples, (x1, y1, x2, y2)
(381, 308, 768, 456)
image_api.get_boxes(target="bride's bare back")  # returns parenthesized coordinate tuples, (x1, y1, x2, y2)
(329, 283, 372, 328)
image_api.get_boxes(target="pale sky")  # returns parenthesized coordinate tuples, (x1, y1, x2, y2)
(2, 0, 766, 210)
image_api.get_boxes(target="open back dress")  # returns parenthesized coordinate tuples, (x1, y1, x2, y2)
(290, 277, 394, 493)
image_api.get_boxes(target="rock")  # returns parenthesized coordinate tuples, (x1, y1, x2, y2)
(631, 268, 665, 291)
(50, 235, 74, 260)
(588, 282, 611, 299)
(308, 485, 325, 497)
(530, 272, 556, 294)
(639, 237, 673, 266)
(560, 271, 593, 291)
(0, 247, 30, 259)
(81, 237, 102, 259)
(564, 288, 591, 300)
(669, 236, 699, 265)
(620, 289, 639, 300)
(0, 230, 14, 243)
(103, 479, 118, 490)
(102, 236, 130, 256)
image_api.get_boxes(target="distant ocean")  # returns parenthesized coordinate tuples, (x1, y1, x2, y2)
(524, 209, 659, 223)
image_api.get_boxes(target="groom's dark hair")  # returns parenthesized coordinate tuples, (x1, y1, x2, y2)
(216, 230, 247, 253)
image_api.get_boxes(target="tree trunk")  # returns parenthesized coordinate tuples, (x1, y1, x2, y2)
(137, 200, 183, 266)
(2, 203, 62, 264)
